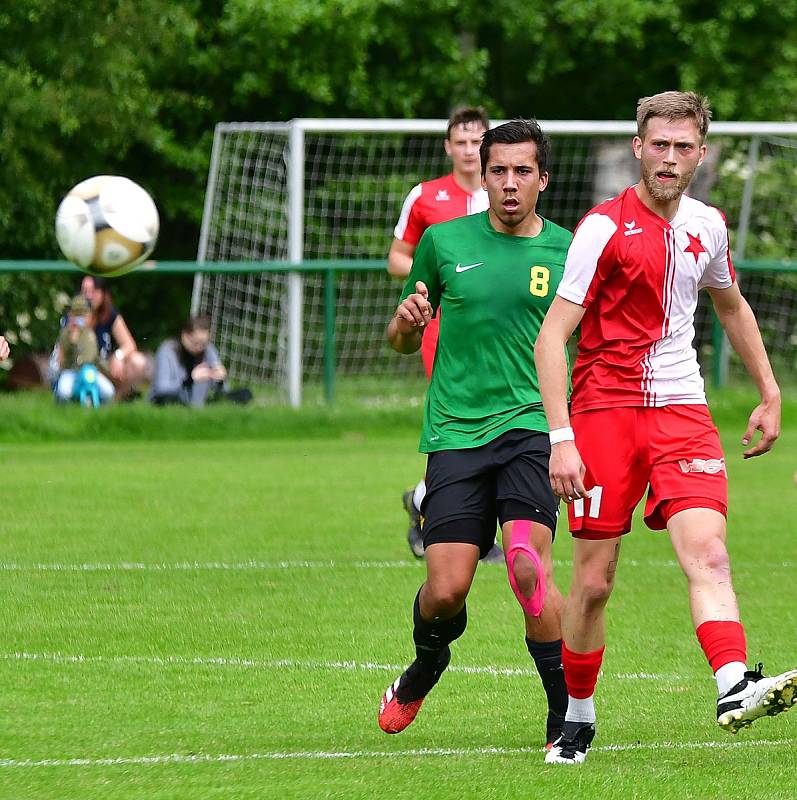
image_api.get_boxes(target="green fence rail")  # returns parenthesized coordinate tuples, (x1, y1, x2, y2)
(1, 259, 795, 273)
(2, 259, 796, 400)
(0, 260, 389, 273)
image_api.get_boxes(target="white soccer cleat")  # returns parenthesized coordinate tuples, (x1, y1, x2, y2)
(544, 721, 595, 764)
(717, 664, 797, 733)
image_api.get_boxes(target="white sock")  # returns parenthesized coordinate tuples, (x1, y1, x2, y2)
(715, 661, 747, 696)
(413, 479, 426, 511)
(564, 695, 596, 724)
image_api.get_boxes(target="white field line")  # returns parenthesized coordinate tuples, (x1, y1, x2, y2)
(0, 738, 794, 769)
(0, 560, 415, 571)
(0, 558, 793, 572)
(1, 651, 683, 681)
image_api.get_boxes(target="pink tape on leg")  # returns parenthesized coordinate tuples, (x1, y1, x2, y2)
(505, 519, 546, 617)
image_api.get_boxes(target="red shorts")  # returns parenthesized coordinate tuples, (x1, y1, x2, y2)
(568, 404, 728, 538)
(420, 314, 440, 380)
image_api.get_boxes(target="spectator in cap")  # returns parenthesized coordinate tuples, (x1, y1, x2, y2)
(53, 295, 115, 404)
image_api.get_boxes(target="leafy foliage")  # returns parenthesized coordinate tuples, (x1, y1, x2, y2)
(1, 0, 796, 356)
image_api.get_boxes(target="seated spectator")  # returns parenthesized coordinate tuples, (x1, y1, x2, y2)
(82, 275, 150, 399)
(150, 315, 228, 406)
(53, 295, 115, 405)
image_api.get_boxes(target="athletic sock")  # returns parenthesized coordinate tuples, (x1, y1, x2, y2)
(412, 479, 426, 511)
(412, 589, 466, 666)
(565, 695, 596, 724)
(696, 620, 748, 694)
(715, 661, 748, 695)
(395, 590, 463, 704)
(562, 643, 604, 724)
(526, 637, 568, 734)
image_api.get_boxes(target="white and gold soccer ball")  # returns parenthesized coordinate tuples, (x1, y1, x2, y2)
(55, 175, 159, 277)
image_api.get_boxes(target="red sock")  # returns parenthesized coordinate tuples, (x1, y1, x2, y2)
(696, 620, 747, 672)
(562, 643, 605, 699)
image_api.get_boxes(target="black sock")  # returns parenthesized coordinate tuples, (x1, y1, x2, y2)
(526, 637, 568, 739)
(412, 590, 466, 665)
(394, 591, 465, 703)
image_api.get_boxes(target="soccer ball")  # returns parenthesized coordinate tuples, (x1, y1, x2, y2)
(55, 175, 159, 277)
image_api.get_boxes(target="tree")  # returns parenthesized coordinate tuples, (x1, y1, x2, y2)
(2, 0, 796, 359)
(0, 1, 200, 355)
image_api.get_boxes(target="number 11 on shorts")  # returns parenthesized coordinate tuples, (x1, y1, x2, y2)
(573, 485, 603, 519)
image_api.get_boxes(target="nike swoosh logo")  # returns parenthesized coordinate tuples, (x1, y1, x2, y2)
(455, 262, 485, 272)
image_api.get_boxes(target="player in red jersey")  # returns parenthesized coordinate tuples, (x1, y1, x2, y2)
(535, 91, 797, 765)
(388, 107, 501, 562)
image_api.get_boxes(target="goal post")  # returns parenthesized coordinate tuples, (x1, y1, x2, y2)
(192, 119, 797, 406)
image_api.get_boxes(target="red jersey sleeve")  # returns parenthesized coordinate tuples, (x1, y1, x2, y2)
(393, 184, 426, 246)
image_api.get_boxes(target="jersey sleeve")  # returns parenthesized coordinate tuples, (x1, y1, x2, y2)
(556, 213, 618, 306)
(393, 184, 426, 246)
(399, 227, 441, 311)
(699, 211, 736, 289)
(205, 344, 222, 369)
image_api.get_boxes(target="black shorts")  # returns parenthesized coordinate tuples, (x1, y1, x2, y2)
(421, 428, 559, 558)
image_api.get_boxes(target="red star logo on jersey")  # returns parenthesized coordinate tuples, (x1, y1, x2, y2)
(684, 232, 706, 263)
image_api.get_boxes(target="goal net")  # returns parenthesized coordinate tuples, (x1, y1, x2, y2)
(193, 120, 797, 404)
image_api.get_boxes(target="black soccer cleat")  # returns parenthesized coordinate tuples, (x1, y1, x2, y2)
(545, 720, 596, 764)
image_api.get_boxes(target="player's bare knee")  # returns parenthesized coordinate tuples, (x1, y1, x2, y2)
(505, 535, 547, 617)
(575, 574, 614, 610)
(688, 539, 731, 580)
(424, 583, 468, 616)
(511, 550, 539, 599)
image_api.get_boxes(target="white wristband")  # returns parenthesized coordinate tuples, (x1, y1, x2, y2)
(549, 426, 575, 445)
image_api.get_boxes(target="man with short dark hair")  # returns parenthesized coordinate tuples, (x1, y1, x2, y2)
(379, 119, 572, 748)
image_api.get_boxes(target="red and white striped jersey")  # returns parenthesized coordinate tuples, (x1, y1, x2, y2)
(558, 186, 735, 412)
(393, 173, 488, 246)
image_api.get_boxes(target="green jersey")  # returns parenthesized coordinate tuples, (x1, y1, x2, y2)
(401, 211, 572, 453)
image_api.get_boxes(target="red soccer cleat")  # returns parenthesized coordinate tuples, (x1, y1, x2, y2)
(378, 676, 426, 734)
(378, 651, 450, 734)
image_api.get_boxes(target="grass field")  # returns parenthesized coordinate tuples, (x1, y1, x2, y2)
(0, 391, 795, 799)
